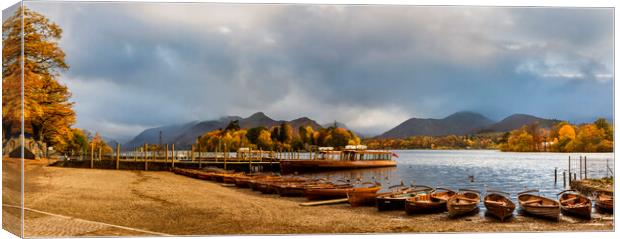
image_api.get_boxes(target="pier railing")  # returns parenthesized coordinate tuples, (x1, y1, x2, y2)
(553, 155, 614, 188)
(56, 143, 327, 172)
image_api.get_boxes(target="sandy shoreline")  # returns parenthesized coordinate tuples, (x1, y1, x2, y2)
(2, 158, 614, 237)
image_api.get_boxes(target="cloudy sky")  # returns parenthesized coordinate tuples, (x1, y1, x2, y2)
(16, 2, 614, 142)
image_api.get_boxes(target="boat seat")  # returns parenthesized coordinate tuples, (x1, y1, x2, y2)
(560, 197, 579, 204)
(523, 199, 543, 204)
(486, 201, 507, 206)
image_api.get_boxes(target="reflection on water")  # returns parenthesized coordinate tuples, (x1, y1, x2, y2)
(300, 150, 614, 202)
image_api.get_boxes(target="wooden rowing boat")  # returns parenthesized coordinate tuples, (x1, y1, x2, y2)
(272, 179, 325, 197)
(346, 182, 382, 207)
(304, 184, 355, 200)
(484, 190, 515, 222)
(447, 189, 480, 218)
(233, 175, 253, 188)
(376, 185, 434, 211)
(274, 181, 310, 197)
(266, 177, 310, 194)
(222, 173, 245, 184)
(517, 189, 560, 221)
(558, 190, 592, 219)
(405, 188, 456, 214)
(248, 176, 280, 191)
(594, 190, 613, 213)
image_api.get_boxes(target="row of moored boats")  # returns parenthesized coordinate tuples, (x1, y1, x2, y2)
(172, 167, 613, 221)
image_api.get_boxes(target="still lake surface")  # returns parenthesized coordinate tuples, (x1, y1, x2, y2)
(301, 150, 614, 201)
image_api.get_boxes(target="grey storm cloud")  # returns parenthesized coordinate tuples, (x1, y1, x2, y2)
(22, 2, 614, 142)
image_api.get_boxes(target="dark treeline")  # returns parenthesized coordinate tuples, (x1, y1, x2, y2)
(193, 120, 361, 152)
(364, 134, 503, 150)
(363, 118, 613, 153)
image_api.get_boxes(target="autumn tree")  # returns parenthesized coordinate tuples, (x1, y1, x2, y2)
(90, 132, 113, 154)
(246, 126, 267, 145)
(64, 128, 88, 157)
(278, 123, 293, 143)
(556, 123, 576, 152)
(505, 127, 535, 152)
(2, 6, 74, 149)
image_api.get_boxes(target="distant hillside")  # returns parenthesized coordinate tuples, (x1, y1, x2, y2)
(378, 112, 563, 139)
(480, 114, 561, 133)
(378, 112, 495, 138)
(124, 112, 323, 150)
(124, 121, 199, 150)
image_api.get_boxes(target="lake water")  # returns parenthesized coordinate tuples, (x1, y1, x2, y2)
(301, 150, 614, 201)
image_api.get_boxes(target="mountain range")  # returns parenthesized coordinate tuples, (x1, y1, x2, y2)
(377, 112, 561, 138)
(122, 111, 563, 149)
(123, 112, 323, 150)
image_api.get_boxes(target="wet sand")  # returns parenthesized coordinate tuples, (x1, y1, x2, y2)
(2, 158, 614, 237)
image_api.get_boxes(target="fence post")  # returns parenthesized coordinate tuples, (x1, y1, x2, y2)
(191, 145, 195, 162)
(116, 143, 120, 170)
(584, 156, 587, 179)
(198, 145, 202, 169)
(568, 156, 571, 183)
(144, 148, 148, 171)
(563, 171, 566, 187)
(165, 144, 169, 163)
(224, 144, 228, 170)
(171, 144, 175, 169)
(90, 144, 94, 169)
(579, 156, 582, 180)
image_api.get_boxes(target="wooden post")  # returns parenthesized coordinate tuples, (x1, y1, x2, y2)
(584, 156, 587, 179)
(554, 168, 557, 185)
(191, 145, 195, 161)
(144, 145, 148, 171)
(563, 171, 566, 187)
(224, 144, 228, 170)
(90, 144, 94, 169)
(143, 143, 147, 161)
(98, 146, 102, 161)
(116, 143, 120, 170)
(579, 156, 582, 179)
(198, 145, 202, 169)
(249, 148, 254, 173)
(568, 156, 571, 183)
(171, 144, 175, 169)
(165, 144, 169, 163)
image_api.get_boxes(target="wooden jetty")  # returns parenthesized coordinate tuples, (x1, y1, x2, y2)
(51, 144, 397, 174)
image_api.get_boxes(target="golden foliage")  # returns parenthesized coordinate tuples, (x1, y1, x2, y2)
(2, 6, 74, 152)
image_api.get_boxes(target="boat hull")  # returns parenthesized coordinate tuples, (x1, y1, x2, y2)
(447, 192, 480, 218)
(280, 160, 396, 173)
(559, 193, 592, 219)
(484, 194, 515, 222)
(518, 194, 560, 221)
(377, 197, 407, 211)
(347, 186, 382, 207)
(305, 187, 353, 200)
(405, 194, 447, 214)
(594, 191, 614, 214)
